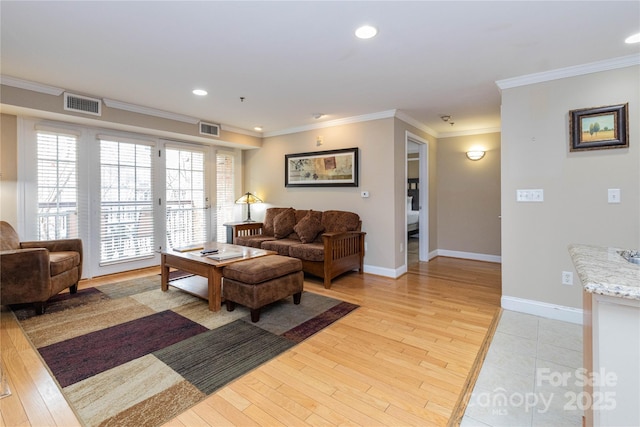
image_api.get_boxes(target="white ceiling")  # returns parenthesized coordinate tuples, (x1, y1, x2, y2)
(1, 1, 639, 136)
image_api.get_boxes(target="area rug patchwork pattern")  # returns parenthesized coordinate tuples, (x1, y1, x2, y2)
(11, 275, 358, 427)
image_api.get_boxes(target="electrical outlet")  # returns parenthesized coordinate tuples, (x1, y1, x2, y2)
(562, 271, 573, 285)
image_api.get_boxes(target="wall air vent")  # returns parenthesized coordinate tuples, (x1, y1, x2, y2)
(63, 92, 102, 116)
(199, 121, 220, 137)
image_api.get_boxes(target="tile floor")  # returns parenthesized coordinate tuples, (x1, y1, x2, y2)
(461, 310, 584, 427)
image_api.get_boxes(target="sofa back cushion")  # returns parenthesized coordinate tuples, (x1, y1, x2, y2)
(321, 210, 361, 234)
(0, 221, 21, 251)
(264, 208, 360, 242)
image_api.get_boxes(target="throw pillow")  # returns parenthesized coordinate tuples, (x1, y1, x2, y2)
(263, 208, 288, 236)
(273, 208, 296, 238)
(294, 211, 325, 243)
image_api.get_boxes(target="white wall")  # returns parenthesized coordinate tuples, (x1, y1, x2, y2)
(501, 65, 639, 319)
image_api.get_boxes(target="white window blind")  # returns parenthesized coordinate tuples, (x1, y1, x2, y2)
(36, 132, 78, 240)
(99, 138, 154, 265)
(216, 152, 235, 242)
(165, 147, 207, 248)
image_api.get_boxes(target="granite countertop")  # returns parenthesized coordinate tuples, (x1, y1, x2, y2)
(569, 244, 640, 300)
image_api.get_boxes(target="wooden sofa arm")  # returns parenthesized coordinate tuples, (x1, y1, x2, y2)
(232, 222, 264, 243)
(321, 231, 366, 262)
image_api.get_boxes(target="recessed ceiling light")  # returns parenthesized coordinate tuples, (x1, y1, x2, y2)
(254, 126, 263, 132)
(192, 89, 207, 96)
(625, 32, 640, 44)
(355, 25, 377, 39)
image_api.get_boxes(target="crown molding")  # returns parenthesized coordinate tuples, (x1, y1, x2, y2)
(496, 54, 640, 90)
(3, 74, 500, 140)
(394, 110, 438, 137)
(220, 124, 262, 138)
(1, 76, 261, 134)
(263, 110, 398, 137)
(264, 109, 493, 139)
(1, 75, 64, 96)
(438, 127, 502, 138)
(102, 98, 199, 124)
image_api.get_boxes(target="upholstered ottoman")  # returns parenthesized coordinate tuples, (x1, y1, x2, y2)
(222, 255, 303, 322)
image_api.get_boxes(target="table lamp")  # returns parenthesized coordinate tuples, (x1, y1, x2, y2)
(235, 192, 263, 222)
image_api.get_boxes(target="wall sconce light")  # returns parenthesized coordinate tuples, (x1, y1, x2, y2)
(235, 192, 263, 222)
(466, 150, 486, 161)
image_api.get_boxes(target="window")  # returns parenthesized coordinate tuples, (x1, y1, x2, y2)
(165, 147, 207, 248)
(99, 138, 154, 265)
(23, 119, 233, 277)
(216, 152, 235, 242)
(36, 132, 78, 240)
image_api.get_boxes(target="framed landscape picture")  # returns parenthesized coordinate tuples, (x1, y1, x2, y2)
(569, 103, 628, 151)
(285, 147, 358, 187)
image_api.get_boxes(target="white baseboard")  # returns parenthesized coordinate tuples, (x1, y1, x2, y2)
(437, 249, 501, 263)
(363, 264, 399, 279)
(501, 295, 583, 325)
(364, 249, 499, 279)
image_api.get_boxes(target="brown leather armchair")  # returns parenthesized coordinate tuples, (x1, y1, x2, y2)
(0, 221, 83, 315)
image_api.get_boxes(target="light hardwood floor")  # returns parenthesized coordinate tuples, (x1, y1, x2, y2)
(1, 257, 501, 426)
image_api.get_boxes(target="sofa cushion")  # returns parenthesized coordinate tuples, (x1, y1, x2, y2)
(273, 208, 296, 238)
(293, 210, 324, 243)
(294, 209, 310, 223)
(235, 235, 276, 248)
(321, 210, 361, 233)
(49, 251, 81, 276)
(289, 242, 325, 262)
(260, 239, 300, 256)
(263, 207, 291, 236)
(222, 255, 302, 284)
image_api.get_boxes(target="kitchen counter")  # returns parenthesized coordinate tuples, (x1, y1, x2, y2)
(568, 244, 640, 300)
(569, 244, 640, 427)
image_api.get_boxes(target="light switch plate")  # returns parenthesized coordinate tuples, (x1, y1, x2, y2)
(608, 188, 621, 203)
(516, 189, 544, 202)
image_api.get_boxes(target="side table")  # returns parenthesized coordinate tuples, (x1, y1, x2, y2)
(222, 222, 247, 243)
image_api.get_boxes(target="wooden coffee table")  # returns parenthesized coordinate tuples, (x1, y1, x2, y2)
(161, 242, 275, 311)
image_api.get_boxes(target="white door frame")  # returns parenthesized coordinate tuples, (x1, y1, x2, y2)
(405, 131, 429, 264)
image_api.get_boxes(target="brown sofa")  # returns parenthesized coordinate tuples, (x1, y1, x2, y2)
(233, 208, 365, 288)
(0, 221, 83, 315)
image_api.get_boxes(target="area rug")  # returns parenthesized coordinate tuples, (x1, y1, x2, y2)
(11, 275, 358, 427)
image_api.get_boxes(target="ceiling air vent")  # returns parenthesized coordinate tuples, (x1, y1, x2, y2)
(64, 92, 102, 116)
(199, 121, 220, 137)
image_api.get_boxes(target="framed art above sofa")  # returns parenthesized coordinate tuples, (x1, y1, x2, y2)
(285, 147, 358, 187)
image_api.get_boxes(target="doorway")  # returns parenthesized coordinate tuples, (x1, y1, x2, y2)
(406, 132, 428, 266)
(164, 145, 211, 249)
